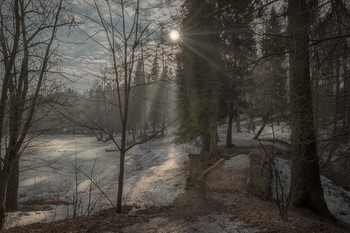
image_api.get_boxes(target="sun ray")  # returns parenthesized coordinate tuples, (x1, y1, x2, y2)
(181, 38, 225, 73)
(169, 30, 180, 41)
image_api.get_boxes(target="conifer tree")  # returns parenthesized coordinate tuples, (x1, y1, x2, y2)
(129, 60, 146, 140)
(177, 0, 222, 155)
(175, 55, 196, 142)
(216, 0, 255, 146)
(254, 7, 287, 139)
(288, 0, 333, 219)
(262, 7, 287, 113)
(148, 55, 160, 132)
(149, 66, 169, 135)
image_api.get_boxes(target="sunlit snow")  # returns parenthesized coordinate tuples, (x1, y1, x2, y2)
(4, 121, 350, 229)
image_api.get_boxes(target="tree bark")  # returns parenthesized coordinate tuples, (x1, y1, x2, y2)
(254, 112, 269, 140)
(314, 53, 320, 138)
(0, 178, 7, 230)
(225, 114, 233, 148)
(288, 0, 334, 219)
(343, 54, 349, 131)
(209, 114, 218, 157)
(116, 123, 126, 213)
(131, 127, 136, 142)
(254, 122, 266, 140)
(328, 58, 340, 164)
(200, 133, 210, 154)
(116, 150, 125, 213)
(235, 114, 241, 132)
(6, 158, 19, 212)
(186, 154, 203, 188)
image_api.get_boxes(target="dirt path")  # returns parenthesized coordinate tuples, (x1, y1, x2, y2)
(205, 154, 250, 192)
(122, 153, 349, 233)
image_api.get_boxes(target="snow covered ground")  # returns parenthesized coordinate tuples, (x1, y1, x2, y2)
(4, 122, 350, 229)
(5, 129, 194, 229)
(271, 158, 350, 224)
(218, 120, 290, 149)
(4, 122, 269, 229)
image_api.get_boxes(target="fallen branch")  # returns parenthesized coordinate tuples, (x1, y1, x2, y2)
(202, 158, 225, 177)
(105, 149, 118, 152)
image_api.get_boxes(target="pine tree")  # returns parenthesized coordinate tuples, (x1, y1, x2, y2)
(288, 0, 334, 219)
(216, 0, 255, 145)
(175, 55, 196, 142)
(148, 55, 160, 132)
(129, 60, 146, 141)
(177, 0, 222, 155)
(149, 65, 169, 135)
(148, 55, 159, 84)
(260, 6, 287, 116)
(254, 7, 287, 139)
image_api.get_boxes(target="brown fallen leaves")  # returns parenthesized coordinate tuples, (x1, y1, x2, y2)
(1, 208, 146, 233)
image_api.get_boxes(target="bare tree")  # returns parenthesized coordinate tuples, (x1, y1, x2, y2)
(0, 0, 69, 228)
(86, 0, 169, 213)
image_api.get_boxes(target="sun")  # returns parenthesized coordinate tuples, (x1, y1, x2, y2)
(169, 30, 180, 41)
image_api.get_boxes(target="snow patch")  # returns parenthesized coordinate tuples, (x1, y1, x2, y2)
(222, 154, 250, 171)
(5, 133, 193, 229)
(271, 158, 350, 224)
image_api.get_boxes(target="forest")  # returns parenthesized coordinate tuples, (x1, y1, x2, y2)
(0, 0, 350, 232)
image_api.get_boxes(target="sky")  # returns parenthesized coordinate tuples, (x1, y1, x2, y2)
(57, 0, 182, 92)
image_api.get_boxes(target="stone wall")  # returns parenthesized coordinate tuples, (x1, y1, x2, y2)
(186, 154, 204, 189)
(247, 152, 272, 199)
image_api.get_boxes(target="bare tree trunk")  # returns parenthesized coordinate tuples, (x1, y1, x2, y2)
(141, 37, 148, 140)
(343, 54, 349, 131)
(92, 0, 142, 214)
(225, 114, 233, 148)
(115, 94, 127, 206)
(288, 0, 334, 219)
(132, 130, 136, 142)
(200, 134, 210, 154)
(161, 109, 166, 136)
(0, 0, 64, 229)
(328, 58, 340, 164)
(314, 54, 320, 137)
(0, 0, 20, 226)
(254, 112, 270, 140)
(248, 116, 256, 132)
(0, 178, 7, 230)
(117, 150, 126, 213)
(235, 114, 241, 132)
(209, 114, 218, 157)
(6, 158, 19, 212)
(254, 123, 266, 140)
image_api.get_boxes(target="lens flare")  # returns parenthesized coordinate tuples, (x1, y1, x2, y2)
(169, 30, 180, 41)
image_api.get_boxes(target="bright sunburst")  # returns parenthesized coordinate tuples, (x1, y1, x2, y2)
(169, 30, 180, 41)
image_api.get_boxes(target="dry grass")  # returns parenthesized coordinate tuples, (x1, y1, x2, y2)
(1, 208, 147, 233)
